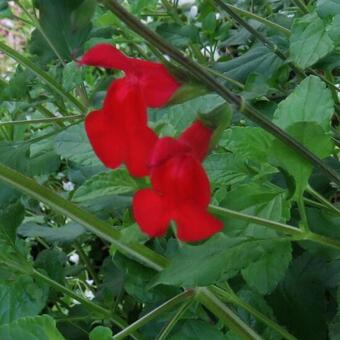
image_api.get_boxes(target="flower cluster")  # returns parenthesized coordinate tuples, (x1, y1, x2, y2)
(81, 44, 223, 242)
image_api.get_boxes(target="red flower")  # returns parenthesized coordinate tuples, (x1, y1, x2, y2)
(80, 44, 180, 177)
(85, 78, 157, 177)
(133, 121, 223, 242)
(80, 43, 180, 107)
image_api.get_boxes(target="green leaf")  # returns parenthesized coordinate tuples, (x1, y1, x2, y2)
(237, 289, 280, 339)
(54, 124, 102, 167)
(89, 326, 113, 340)
(290, 13, 334, 69)
(273, 76, 334, 131)
(169, 319, 225, 340)
(269, 253, 330, 340)
(156, 23, 198, 48)
(35, 249, 67, 285)
(204, 153, 253, 186)
(222, 127, 273, 163)
(317, 0, 340, 18)
(153, 234, 273, 287)
(62, 61, 84, 91)
(215, 46, 284, 83)
(242, 241, 292, 294)
(72, 169, 138, 203)
(327, 14, 340, 45)
(271, 122, 333, 198)
(0, 200, 25, 241)
(0, 315, 65, 340)
(0, 275, 48, 325)
(152, 94, 224, 134)
(17, 222, 86, 244)
(29, 0, 93, 63)
(0, 138, 60, 177)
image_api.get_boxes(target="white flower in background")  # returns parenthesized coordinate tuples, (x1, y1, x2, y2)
(86, 279, 94, 286)
(176, 0, 195, 6)
(84, 289, 95, 300)
(69, 252, 79, 264)
(25, 114, 32, 121)
(215, 13, 221, 20)
(53, 111, 62, 117)
(141, 16, 153, 24)
(72, 299, 81, 305)
(63, 181, 75, 192)
(188, 5, 198, 19)
(200, 46, 221, 61)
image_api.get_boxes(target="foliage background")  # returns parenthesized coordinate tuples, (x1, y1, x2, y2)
(0, 0, 339, 339)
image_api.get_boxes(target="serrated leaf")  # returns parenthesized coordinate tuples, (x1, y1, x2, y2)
(290, 13, 334, 69)
(17, 222, 86, 244)
(72, 169, 138, 203)
(156, 23, 198, 48)
(221, 182, 290, 239)
(0, 315, 65, 340)
(215, 46, 284, 83)
(0, 138, 60, 177)
(271, 122, 333, 198)
(204, 153, 252, 186)
(273, 76, 334, 131)
(152, 94, 224, 134)
(54, 123, 102, 167)
(242, 241, 292, 294)
(29, 0, 93, 63)
(222, 127, 273, 163)
(153, 234, 273, 287)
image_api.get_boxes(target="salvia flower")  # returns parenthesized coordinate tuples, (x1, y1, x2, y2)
(133, 121, 223, 242)
(80, 44, 180, 177)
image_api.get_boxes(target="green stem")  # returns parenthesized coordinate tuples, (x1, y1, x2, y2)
(113, 290, 194, 340)
(36, 104, 66, 127)
(0, 115, 83, 127)
(213, 0, 340, 95)
(156, 300, 193, 340)
(103, 0, 340, 186)
(0, 163, 167, 271)
(209, 204, 340, 250)
(209, 205, 303, 236)
(297, 196, 310, 231)
(211, 286, 297, 340)
(223, 3, 290, 36)
(196, 288, 263, 340)
(74, 241, 100, 287)
(291, 0, 310, 14)
(32, 269, 141, 339)
(0, 41, 85, 113)
(202, 65, 245, 89)
(306, 185, 340, 216)
(304, 197, 331, 211)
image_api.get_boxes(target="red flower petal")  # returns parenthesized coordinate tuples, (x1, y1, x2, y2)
(79, 43, 130, 71)
(133, 189, 170, 237)
(131, 59, 180, 108)
(125, 127, 158, 177)
(85, 109, 125, 169)
(81, 44, 180, 108)
(149, 137, 190, 168)
(175, 203, 223, 242)
(151, 155, 211, 208)
(179, 121, 213, 161)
